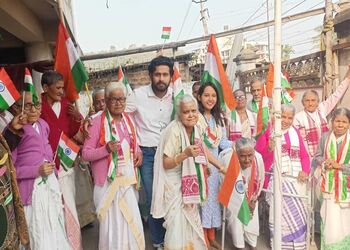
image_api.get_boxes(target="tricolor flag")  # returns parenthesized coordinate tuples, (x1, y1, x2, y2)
(117, 66, 132, 97)
(265, 63, 295, 104)
(218, 151, 251, 225)
(57, 132, 80, 171)
(24, 68, 38, 104)
(0, 68, 20, 110)
(55, 21, 89, 102)
(255, 85, 269, 139)
(202, 35, 236, 111)
(171, 63, 185, 120)
(161, 26, 171, 40)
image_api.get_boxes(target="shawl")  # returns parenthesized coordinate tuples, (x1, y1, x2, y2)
(228, 109, 256, 141)
(197, 114, 222, 149)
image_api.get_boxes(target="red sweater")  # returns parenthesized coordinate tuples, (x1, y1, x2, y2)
(40, 95, 81, 168)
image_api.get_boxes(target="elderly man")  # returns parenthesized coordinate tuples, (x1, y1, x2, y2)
(247, 78, 263, 113)
(294, 67, 350, 158)
(219, 137, 264, 250)
(88, 88, 105, 116)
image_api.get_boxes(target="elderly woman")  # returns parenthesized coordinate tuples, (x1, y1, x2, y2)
(82, 81, 145, 250)
(312, 108, 350, 249)
(228, 89, 257, 141)
(267, 104, 310, 249)
(152, 94, 225, 250)
(12, 92, 70, 250)
(219, 137, 265, 250)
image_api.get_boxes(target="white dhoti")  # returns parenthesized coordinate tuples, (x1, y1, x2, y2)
(59, 167, 83, 250)
(22, 174, 70, 250)
(94, 178, 145, 250)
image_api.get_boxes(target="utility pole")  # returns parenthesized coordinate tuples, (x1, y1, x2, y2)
(325, 0, 334, 97)
(273, 0, 282, 249)
(193, 0, 209, 36)
(267, 0, 271, 61)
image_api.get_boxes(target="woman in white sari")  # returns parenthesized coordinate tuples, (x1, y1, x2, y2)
(82, 81, 145, 250)
(151, 94, 226, 250)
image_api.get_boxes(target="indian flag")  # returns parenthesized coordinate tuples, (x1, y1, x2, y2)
(57, 132, 80, 171)
(0, 68, 20, 110)
(171, 63, 185, 120)
(202, 35, 236, 111)
(218, 151, 251, 225)
(54, 21, 89, 102)
(255, 85, 269, 139)
(117, 66, 132, 97)
(24, 68, 38, 104)
(161, 26, 171, 40)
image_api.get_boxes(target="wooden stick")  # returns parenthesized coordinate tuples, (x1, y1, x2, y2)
(21, 90, 25, 115)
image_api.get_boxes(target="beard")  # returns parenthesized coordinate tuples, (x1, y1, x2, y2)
(152, 81, 170, 92)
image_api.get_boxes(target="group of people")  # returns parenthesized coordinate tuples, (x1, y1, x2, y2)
(1, 55, 350, 250)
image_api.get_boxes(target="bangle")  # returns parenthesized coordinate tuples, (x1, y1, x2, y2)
(174, 154, 181, 166)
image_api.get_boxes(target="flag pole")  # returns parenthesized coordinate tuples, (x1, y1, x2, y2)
(273, 0, 282, 249)
(21, 90, 25, 115)
(221, 207, 226, 250)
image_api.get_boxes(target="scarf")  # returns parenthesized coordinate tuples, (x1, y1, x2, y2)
(281, 126, 304, 177)
(302, 110, 329, 157)
(99, 111, 140, 186)
(321, 131, 350, 203)
(197, 114, 222, 149)
(228, 109, 256, 141)
(179, 122, 208, 204)
(251, 100, 259, 113)
(246, 157, 261, 202)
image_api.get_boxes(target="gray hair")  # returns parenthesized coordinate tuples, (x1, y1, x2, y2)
(92, 88, 105, 101)
(176, 94, 198, 120)
(331, 108, 350, 122)
(250, 77, 265, 86)
(105, 81, 126, 97)
(302, 90, 319, 102)
(235, 137, 256, 152)
(281, 103, 296, 115)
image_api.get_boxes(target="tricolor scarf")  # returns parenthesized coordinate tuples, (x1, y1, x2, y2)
(251, 100, 259, 113)
(197, 114, 222, 149)
(302, 110, 329, 157)
(281, 126, 303, 177)
(228, 109, 256, 141)
(246, 157, 261, 202)
(321, 131, 350, 203)
(178, 122, 208, 204)
(99, 111, 141, 187)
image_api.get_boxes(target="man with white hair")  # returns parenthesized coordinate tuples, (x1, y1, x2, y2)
(219, 137, 265, 250)
(82, 81, 145, 249)
(90, 88, 105, 115)
(247, 78, 263, 113)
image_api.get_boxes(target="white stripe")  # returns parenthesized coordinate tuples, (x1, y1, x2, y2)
(204, 52, 220, 81)
(227, 172, 246, 218)
(24, 75, 33, 85)
(0, 84, 16, 106)
(65, 37, 79, 69)
(59, 139, 78, 161)
(162, 31, 171, 35)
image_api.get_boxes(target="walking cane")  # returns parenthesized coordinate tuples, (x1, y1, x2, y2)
(221, 207, 226, 250)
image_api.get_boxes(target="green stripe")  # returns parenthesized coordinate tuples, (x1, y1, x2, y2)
(344, 144, 350, 164)
(4, 193, 12, 206)
(171, 89, 185, 120)
(330, 141, 336, 160)
(106, 111, 118, 181)
(161, 34, 170, 39)
(0, 94, 10, 110)
(342, 173, 347, 200)
(231, 109, 237, 122)
(238, 197, 251, 225)
(25, 83, 38, 104)
(57, 146, 74, 169)
(191, 129, 205, 202)
(201, 71, 225, 110)
(71, 59, 89, 93)
(329, 170, 334, 192)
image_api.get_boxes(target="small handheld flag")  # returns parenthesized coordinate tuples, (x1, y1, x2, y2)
(24, 68, 38, 104)
(117, 66, 132, 97)
(57, 133, 80, 171)
(161, 26, 171, 40)
(0, 68, 20, 110)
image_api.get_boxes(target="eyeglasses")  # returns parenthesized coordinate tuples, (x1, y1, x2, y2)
(23, 102, 42, 110)
(107, 97, 126, 104)
(235, 95, 246, 100)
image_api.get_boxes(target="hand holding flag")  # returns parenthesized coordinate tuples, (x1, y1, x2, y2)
(0, 68, 20, 110)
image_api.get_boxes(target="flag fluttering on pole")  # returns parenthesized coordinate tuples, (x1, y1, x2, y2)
(117, 66, 132, 97)
(55, 21, 89, 102)
(201, 35, 236, 111)
(171, 63, 185, 120)
(255, 85, 269, 139)
(24, 68, 38, 104)
(265, 63, 295, 104)
(57, 132, 80, 171)
(161, 26, 171, 40)
(218, 151, 251, 225)
(0, 68, 20, 110)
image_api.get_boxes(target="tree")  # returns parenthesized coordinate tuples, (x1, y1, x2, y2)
(282, 44, 295, 61)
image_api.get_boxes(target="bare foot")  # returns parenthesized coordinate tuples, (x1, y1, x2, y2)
(209, 239, 222, 249)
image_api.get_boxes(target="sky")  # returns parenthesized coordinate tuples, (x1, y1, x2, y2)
(73, 0, 327, 57)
